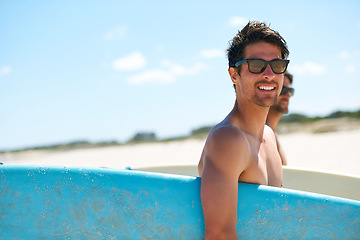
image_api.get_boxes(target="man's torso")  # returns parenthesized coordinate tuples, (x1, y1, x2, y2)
(199, 125, 283, 187)
(237, 126, 282, 186)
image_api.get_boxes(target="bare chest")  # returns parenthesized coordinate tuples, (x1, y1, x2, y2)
(238, 140, 283, 187)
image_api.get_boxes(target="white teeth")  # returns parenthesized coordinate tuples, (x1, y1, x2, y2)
(258, 86, 275, 91)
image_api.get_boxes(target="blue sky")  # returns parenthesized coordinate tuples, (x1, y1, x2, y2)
(1, 0, 359, 150)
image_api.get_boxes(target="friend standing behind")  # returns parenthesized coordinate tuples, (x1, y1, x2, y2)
(266, 71, 294, 165)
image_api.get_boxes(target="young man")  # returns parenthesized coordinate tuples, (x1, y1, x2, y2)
(198, 21, 289, 239)
(266, 71, 294, 165)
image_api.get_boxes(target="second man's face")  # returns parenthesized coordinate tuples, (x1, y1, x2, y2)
(272, 76, 292, 113)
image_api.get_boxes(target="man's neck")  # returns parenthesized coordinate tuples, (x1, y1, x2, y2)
(233, 100, 269, 141)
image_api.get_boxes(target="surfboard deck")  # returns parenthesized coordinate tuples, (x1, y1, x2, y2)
(1, 165, 359, 239)
(135, 165, 360, 201)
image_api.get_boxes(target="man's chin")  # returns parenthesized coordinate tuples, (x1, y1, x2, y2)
(271, 104, 288, 113)
(279, 106, 288, 113)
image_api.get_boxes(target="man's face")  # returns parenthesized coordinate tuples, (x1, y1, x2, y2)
(236, 41, 284, 108)
(271, 76, 292, 113)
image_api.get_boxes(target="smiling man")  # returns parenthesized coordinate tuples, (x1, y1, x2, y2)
(266, 71, 294, 165)
(198, 21, 289, 239)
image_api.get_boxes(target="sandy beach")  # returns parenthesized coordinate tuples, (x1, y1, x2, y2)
(1, 129, 360, 177)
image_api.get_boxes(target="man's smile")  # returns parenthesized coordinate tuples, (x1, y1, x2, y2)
(258, 86, 275, 91)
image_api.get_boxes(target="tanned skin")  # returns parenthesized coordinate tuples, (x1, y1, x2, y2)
(266, 75, 293, 165)
(198, 42, 284, 240)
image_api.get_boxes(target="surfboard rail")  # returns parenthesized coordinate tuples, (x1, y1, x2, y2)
(1, 165, 359, 239)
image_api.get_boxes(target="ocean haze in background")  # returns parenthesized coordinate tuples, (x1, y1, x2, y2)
(0, 1, 359, 150)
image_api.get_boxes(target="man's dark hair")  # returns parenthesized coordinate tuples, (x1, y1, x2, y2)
(284, 71, 293, 84)
(227, 21, 290, 91)
(227, 21, 289, 68)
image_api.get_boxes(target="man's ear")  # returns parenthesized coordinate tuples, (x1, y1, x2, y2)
(228, 67, 239, 84)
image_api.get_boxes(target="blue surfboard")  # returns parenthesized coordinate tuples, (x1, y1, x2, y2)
(0, 165, 359, 239)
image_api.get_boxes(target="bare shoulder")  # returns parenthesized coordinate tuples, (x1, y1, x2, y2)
(200, 124, 251, 176)
(206, 124, 251, 156)
(209, 124, 248, 145)
(264, 125, 277, 143)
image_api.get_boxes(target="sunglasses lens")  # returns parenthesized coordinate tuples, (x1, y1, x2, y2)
(248, 59, 266, 73)
(280, 87, 294, 96)
(271, 60, 288, 74)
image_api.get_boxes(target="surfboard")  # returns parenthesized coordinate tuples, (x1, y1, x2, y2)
(283, 166, 360, 201)
(1, 165, 359, 239)
(135, 165, 360, 201)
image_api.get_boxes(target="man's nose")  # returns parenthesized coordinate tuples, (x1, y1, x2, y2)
(284, 89, 293, 97)
(263, 64, 275, 79)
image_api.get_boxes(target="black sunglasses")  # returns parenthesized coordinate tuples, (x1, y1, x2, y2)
(234, 59, 290, 74)
(280, 86, 294, 96)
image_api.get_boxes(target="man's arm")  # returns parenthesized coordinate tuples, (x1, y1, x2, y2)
(200, 127, 250, 239)
(275, 133, 287, 165)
